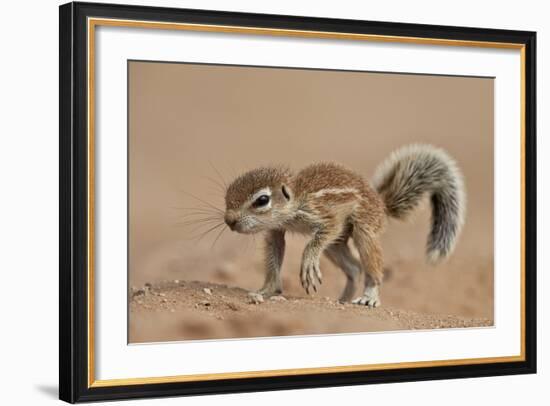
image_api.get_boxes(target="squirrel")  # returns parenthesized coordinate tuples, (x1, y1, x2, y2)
(223, 144, 465, 307)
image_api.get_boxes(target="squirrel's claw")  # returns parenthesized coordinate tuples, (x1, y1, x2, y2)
(300, 258, 322, 295)
(314, 265, 322, 286)
(352, 285, 381, 308)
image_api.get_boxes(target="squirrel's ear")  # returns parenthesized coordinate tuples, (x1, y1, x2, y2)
(281, 184, 291, 200)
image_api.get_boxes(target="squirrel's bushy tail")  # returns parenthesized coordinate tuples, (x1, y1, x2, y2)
(372, 144, 466, 263)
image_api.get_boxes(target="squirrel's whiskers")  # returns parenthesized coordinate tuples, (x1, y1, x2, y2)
(175, 187, 227, 244)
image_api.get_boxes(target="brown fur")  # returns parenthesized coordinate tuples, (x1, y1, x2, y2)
(225, 166, 292, 210)
(224, 162, 386, 305)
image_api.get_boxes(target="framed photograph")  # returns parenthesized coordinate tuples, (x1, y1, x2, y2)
(59, 1, 536, 403)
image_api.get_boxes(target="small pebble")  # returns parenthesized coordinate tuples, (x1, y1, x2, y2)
(203, 288, 212, 295)
(269, 295, 287, 302)
(132, 288, 147, 297)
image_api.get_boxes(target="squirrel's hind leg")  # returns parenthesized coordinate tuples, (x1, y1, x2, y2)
(351, 226, 384, 308)
(324, 241, 361, 302)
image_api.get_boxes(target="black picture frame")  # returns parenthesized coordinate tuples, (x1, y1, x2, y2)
(59, 1, 537, 403)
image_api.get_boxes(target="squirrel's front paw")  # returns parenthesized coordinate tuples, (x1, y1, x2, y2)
(300, 257, 322, 294)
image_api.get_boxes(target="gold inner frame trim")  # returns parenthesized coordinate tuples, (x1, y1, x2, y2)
(87, 17, 527, 388)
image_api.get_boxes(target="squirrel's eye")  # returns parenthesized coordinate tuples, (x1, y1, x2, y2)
(253, 195, 270, 208)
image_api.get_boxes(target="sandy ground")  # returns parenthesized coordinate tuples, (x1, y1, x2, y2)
(128, 210, 494, 343)
(129, 280, 492, 343)
(128, 63, 494, 343)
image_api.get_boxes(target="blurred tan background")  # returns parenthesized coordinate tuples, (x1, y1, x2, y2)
(128, 61, 494, 343)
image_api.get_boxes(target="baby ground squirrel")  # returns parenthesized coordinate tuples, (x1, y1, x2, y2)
(223, 144, 465, 307)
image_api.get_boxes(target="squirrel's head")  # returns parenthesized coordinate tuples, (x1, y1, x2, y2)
(224, 167, 294, 234)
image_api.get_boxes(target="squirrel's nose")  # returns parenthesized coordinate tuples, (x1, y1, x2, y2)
(224, 212, 238, 230)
